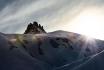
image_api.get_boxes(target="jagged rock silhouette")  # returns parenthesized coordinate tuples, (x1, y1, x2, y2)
(24, 21, 46, 34)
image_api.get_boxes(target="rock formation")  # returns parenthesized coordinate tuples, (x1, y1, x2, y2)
(24, 21, 46, 34)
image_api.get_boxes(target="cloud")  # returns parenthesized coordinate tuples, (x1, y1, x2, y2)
(0, 0, 104, 33)
(0, 0, 15, 11)
(0, 0, 56, 33)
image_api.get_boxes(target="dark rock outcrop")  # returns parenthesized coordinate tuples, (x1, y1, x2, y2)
(24, 21, 46, 34)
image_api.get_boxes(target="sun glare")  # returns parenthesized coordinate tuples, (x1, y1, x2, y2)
(68, 8, 104, 40)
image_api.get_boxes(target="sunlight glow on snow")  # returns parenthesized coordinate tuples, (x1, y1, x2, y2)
(10, 39, 17, 42)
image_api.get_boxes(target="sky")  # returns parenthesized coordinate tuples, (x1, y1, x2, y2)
(1, 0, 104, 39)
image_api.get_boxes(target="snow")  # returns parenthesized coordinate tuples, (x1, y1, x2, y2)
(0, 31, 104, 70)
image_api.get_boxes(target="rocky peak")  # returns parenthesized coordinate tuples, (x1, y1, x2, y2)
(24, 21, 46, 34)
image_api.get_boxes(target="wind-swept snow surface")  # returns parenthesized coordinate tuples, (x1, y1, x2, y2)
(0, 31, 104, 70)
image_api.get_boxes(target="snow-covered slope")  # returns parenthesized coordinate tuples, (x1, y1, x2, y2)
(0, 31, 104, 70)
(74, 50, 104, 70)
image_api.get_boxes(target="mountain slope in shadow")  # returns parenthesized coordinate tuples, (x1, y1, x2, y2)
(0, 30, 104, 70)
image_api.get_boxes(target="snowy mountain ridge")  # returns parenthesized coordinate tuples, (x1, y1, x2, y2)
(0, 30, 104, 70)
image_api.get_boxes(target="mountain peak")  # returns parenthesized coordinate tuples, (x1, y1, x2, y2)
(24, 21, 46, 34)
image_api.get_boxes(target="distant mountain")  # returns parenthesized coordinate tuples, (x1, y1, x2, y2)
(24, 21, 46, 34)
(0, 30, 104, 70)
